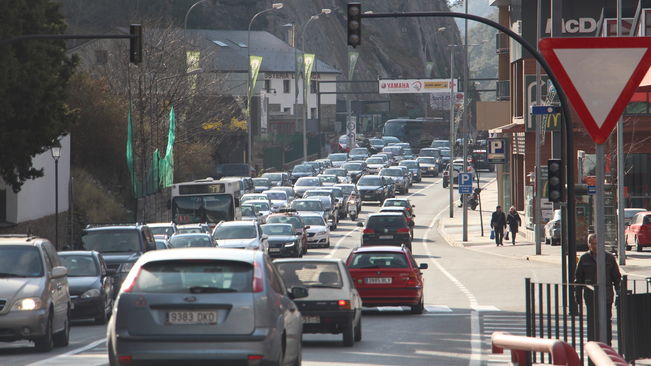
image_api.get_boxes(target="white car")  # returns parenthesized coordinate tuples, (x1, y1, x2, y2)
(365, 157, 387, 174)
(211, 220, 269, 252)
(299, 213, 330, 248)
(247, 200, 272, 223)
(263, 190, 289, 212)
(241, 193, 270, 204)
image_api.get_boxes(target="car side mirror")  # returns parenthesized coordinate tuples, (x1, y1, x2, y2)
(419, 263, 428, 270)
(51, 266, 68, 278)
(356, 221, 364, 227)
(412, 205, 416, 208)
(289, 286, 309, 299)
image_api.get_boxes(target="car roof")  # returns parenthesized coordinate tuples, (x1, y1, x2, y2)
(147, 222, 174, 227)
(368, 212, 405, 217)
(400, 160, 418, 163)
(218, 220, 257, 227)
(248, 200, 270, 205)
(242, 193, 267, 197)
(139, 247, 259, 265)
(385, 198, 410, 203)
(294, 198, 324, 202)
(0, 235, 46, 246)
(351, 245, 407, 254)
(262, 190, 287, 194)
(262, 223, 293, 227)
(58, 250, 97, 256)
(274, 258, 343, 264)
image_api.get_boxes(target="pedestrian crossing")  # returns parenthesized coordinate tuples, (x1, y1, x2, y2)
(480, 311, 527, 365)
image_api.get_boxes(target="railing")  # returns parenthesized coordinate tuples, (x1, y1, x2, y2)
(491, 332, 580, 366)
(585, 342, 628, 366)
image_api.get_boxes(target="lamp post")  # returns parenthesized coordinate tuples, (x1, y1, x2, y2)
(299, 8, 331, 162)
(247, 3, 283, 167)
(184, 0, 218, 30)
(50, 146, 61, 249)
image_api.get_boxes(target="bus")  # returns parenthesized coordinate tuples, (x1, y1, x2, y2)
(170, 178, 241, 225)
(381, 118, 450, 149)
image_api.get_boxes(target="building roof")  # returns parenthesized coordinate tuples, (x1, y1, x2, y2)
(189, 29, 340, 74)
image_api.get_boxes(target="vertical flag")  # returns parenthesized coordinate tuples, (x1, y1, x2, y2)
(159, 107, 176, 187)
(295, 53, 303, 100)
(249, 56, 263, 99)
(126, 106, 140, 197)
(347, 50, 359, 80)
(303, 53, 315, 91)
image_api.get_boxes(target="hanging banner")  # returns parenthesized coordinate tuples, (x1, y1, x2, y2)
(249, 56, 263, 99)
(379, 78, 457, 94)
(348, 50, 359, 80)
(125, 106, 140, 198)
(303, 53, 315, 91)
(159, 107, 176, 188)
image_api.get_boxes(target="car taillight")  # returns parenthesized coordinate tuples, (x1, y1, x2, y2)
(118, 356, 133, 364)
(338, 300, 352, 309)
(253, 261, 264, 293)
(405, 274, 419, 286)
(396, 227, 410, 233)
(120, 267, 142, 293)
(363, 228, 375, 234)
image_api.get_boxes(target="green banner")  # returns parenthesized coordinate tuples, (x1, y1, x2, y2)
(348, 50, 359, 80)
(125, 106, 140, 197)
(159, 107, 176, 187)
(304, 53, 315, 91)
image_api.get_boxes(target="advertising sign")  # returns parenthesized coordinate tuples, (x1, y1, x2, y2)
(379, 79, 457, 94)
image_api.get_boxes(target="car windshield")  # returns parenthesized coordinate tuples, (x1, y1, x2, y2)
(403, 148, 414, 155)
(0, 246, 44, 277)
(304, 191, 330, 198)
(267, 216, 302, 229)
(169, 235, 213, 248)
(440, 150, 451, 157)
(82, 229, 140, 253)
(328, 154, 347, 161)
(265, 192, 287, 200)
(296, 178, 320, 186)
(261, 224, 294, 236)
(177, 227, 203, 234)
(418, 158, 437, 164)
(301, 216, 326, 226)
(431, 141, 449, 149)
(351, 148, 368, 155)
(367, 215, 406, 229)
(60, 255, 99, 277)
(382, 136, 400, 143)
(149, 226, 175, 237)
(133, 260, 253, 293)
(293, 165, 313, 173)
(383, 147, 402, 154)
(276, 262, 343, 289)
(401, 161, 418, 168)
(369, 139, 384, 146)
(384, 200, 408, 208)
(367, 158, 385, 164)
(253, 179, 270, 186)
(241, 195, 266, 203)
(241, 206, 256, 216)
(291, 200, 324, 211)
(262, 173, 282, 181)
(213, 225, 257, 239)
(250, 202, 270, 211)
(381, 169, 402, 177)
(329, 189, 343, 198)
(155, 240, 168, 249)
(324, 169, 346, 176)
(343, 163, 363, 170)
(358, 176, 382, 186)
(319, 176, 337, 183)
(336, 185, 354, 195)
(349, 252, 409, 269)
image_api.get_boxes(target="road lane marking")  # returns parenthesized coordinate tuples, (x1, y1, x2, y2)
(326, 226, 360, 259)
(425, 207, 481, 366)
(425, 305, 452, 312)
(25, 338, 106, 366)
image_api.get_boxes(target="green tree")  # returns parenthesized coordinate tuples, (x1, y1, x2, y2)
(0, 0, 77, 192)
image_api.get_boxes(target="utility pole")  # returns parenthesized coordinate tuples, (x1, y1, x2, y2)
(616, 0, 626, 265)
(449, 48, 455, 218)
(534, 0, 543, 255)
(462, 0, 469, 242)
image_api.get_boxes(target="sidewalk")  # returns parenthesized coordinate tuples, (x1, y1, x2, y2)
(437, 177, 651, 278)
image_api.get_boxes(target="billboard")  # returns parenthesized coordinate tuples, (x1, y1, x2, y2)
(379, 79, 457, 94)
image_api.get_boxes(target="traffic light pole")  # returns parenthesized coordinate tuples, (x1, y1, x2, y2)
(595, 143, 608, 343)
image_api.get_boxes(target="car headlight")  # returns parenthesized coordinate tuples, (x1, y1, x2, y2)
(119, 262, 135, 273)
(284, 242, 296, 247)
(81, 289, 101, 298)
(12, 297, 43, 311)
(317, 231, 327, 236)
(429, 167, 435, 170)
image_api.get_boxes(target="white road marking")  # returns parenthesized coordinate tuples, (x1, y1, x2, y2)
(425, 305, 452, 312)
(473, 305, 500, 312)
(426, 207, 481, 366)
(326, 226, 360, 258)
(25, 338, 106, 366)
(408, 178, 442, 198)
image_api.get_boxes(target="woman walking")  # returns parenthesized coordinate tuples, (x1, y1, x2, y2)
(506, 206, 522, 245)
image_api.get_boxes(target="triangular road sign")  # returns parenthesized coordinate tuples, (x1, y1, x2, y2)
(539, 37, 651, 144)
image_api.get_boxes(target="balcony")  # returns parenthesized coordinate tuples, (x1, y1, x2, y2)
(496, 80, 510, 101)
(495, 32, 509, 54)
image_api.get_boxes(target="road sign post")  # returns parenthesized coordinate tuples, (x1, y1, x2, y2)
(540, 36, 651, 344)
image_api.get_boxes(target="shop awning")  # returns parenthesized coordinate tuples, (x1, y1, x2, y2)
(489, 120, 525, 134)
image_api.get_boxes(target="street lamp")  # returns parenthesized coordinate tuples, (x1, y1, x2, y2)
(50, 145, 61, 249)
(299, 8, 331, 162)
(247, 3, 283, 167)
(184, 0, 218, 30)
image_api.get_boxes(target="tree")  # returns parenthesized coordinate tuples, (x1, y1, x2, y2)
(0, 0, 77, 192)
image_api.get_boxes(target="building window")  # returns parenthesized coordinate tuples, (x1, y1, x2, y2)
(283, 80, 290, 93)
(95, 50, 108, 65)
(264, 80, 271, 93)
(310, 81, 318, 94)
(311, 108, 317, 119)
(283, 107, 291, 114)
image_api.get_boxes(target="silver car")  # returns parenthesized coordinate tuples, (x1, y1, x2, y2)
(107, 248, 308, 365)
(211, 221, 269, 252)
(380, 168, 408, 194)
(0, 236, 71, 352)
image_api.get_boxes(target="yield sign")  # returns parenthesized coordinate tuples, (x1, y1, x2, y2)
(539, 37, 651, 144)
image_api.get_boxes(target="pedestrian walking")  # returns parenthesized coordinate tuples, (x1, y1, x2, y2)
(506, 206, 521, 245)
(574, 233, 621, 345)
(490, 205, 507, 246)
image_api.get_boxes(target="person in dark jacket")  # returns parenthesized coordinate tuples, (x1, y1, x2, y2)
(490, 205, 507, 246)
(506, 206, 522, 245)
(574, 233, 621, 345)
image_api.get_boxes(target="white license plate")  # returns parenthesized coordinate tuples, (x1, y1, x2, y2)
(167, 311, 217, 325)
(269, 248, 281, 253)
(365, 277, 392, 284)
(379, 235, 393, 239)
(303, 315, 320, 324)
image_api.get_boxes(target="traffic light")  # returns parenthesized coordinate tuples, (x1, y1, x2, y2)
(130, 24, 142, 64)
(547, 159, 563, 202)
(347, 3, 362, 48)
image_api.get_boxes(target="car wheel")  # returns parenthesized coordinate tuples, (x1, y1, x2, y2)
(354, 317, 362, 342)
(95, 305, 108, 325)
(636, 237, 643, 252)
(34, 313, 54, 352)
(342, 320, 355, 347)
(410, 297, 424, 314)
(545, 237, 550, 244)
(108, 338, 119, 366)
(53, 309, 70, 347)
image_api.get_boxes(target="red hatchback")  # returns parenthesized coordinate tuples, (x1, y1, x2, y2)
(345, 246, 427, 314)
(625, 211, 651, 251)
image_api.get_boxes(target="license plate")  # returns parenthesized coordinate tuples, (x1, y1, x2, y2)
(167, 311, 217, 325)
(269, 248, 281, 253)
(303, 315, 320, 324)
(365, 277, 392, 284)
(379, 235, 393, 239)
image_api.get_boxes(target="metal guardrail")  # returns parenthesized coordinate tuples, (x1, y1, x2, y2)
(585, 342, 628, 366)
(491, 332, 580, 366)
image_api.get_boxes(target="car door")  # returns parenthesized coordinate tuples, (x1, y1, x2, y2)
(43, 242, 68, 331)
(97, 254, 114, 303)
(265, 258, 301, 362)
(341, 262, 362, 322)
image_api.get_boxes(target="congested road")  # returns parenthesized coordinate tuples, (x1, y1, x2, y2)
(0, 173, 560, 366)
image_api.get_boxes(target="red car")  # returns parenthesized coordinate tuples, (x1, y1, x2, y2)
(345, 246, 428, 314)
(625, 211, 651, 252)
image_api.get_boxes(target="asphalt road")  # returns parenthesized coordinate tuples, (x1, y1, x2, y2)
(0, 172, 562, 366)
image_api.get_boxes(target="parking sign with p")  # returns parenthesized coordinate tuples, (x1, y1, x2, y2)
(487, 138, 507, 164)
(458, 173, 473, 194)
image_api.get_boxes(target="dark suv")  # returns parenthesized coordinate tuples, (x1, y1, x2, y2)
(358, 213, 412, 250)
(80, 224, 156, 291)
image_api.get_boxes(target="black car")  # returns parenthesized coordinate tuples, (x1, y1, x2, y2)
(356, 175, 389, 204)
(291, 164, 317, 183)
(80, 224, 157, 293)
(261, 223, 304, 257)
(59, 251, 114, 324)
(358, 212, 412, 250)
